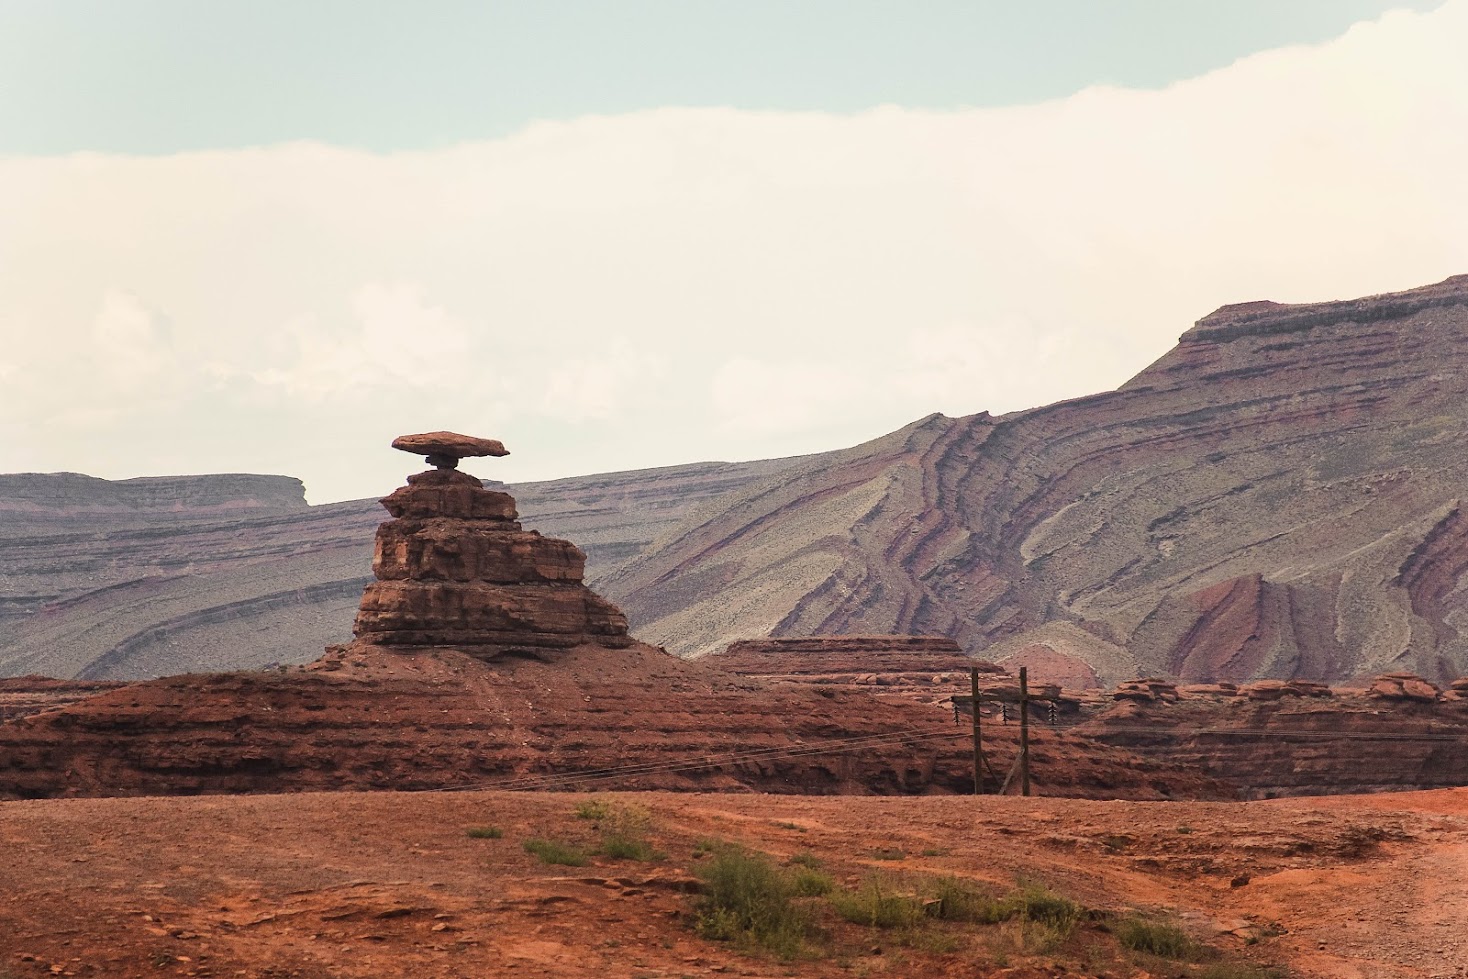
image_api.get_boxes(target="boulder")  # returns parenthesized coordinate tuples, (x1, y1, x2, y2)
(1367, 674, 1441, 702)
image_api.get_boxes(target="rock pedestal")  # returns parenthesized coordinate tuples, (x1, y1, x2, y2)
(352, 439, 632, 658)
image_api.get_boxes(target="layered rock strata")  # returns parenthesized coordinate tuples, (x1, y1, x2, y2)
(352, 466, 631, 656)
(0, 458, 801, 680)
(0, 644, 1228, 800)
(604, 275, 1468, 684)
(709, 635, 1002, 707)
(0, 436, 1230, 802)
(1076, 685, 1468, 798)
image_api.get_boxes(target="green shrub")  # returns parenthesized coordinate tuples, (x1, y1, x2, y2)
(871, 848, 907, 861)
(574, 798, 614, 820)
(974, 882, 1083, 954)
(599, 833, 664, 861)
(993, 883, 1082, 929)
(593, 802, 663, 861)
(465, 825, 503, 839)
(787, 851, 823, 869)
(829, 877, 924, 929)
(692, 844, 810, 959)
(523, 838, 590, 866)
(1116, 915, 1197, 959)
(925, 876, 996, 923)
(790, 867, 834, 896)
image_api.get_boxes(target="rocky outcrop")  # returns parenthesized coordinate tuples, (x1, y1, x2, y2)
(351, 463, 631, 656)
(603, 275, 1468, 684)
(0, 676, 123, 722)
(0, 439, 1225, 802)
(708, 635, 999, 707)
(0, 644, 1231, 800)
(0, 457, 804, 679)
(1077, 673, 1468, 797)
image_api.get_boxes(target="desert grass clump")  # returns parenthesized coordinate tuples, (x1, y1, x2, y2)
(981, 882, 1083, 955)
(787, 851, 823, 869)
(1115, 915, 1198, 958)
(574, 798, 614, 821)
(593, 801, 665, 862)
(465, 825, 503, 839)
(790, 867, 835, 897)
(870, 847, 907, 861)
(829, 876, 925, 929)
(523, 838, 590, 866)
(925, 876, 996, 923)
(692, 844, 812, 959)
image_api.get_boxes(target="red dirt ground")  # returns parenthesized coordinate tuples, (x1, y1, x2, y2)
(4, 789, 1466, 978)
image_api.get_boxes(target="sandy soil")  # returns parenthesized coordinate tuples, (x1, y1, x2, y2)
(3, 788, 1466, 979)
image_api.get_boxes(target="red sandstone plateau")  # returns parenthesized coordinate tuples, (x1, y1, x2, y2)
(0, 438, 1220, 803)
(708, 635, 1003, 707)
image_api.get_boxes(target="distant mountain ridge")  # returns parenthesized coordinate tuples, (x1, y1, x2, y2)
(0, 458, 803, 679)
(601, 275, 1468, 684)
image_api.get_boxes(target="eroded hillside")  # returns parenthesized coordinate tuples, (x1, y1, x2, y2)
(603, 275, 1468, 684)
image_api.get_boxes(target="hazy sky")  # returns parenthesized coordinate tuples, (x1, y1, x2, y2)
(2, 1, 1464, 502)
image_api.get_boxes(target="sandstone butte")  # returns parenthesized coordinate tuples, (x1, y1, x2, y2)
(0, 436, 1225, 802)
(602, 274, 1468, 687)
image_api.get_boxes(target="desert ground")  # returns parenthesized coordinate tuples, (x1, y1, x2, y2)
(3, 788, 1466, 979)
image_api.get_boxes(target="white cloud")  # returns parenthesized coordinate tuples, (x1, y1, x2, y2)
(1, 1, 1466, 500)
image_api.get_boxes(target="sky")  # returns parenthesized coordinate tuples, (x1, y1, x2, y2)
(1, 0, 1465, 503)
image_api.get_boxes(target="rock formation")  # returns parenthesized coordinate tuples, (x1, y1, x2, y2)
(0, 458, 801, 679)
(602, 275, 1468, 684)
(0, 435, 1230, 802)
(350, 435, 631, 657)
(708, 635, 1001, 707)
(1076, 673, 1468, 798)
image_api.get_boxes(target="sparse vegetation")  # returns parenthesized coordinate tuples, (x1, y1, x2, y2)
(870, 847, 906, 861)
(691, 843, 812, 959)
(978, 882, 1084, 954)
(771, 820, 807, 832)
(1115, 914, 1198, 958)
(925, 875, 996, 923)
(523, 838, 590, 866)
(787, 851, 823, 869)
(789, 867, 834, 896)
(829, 876, 924, 929)
(574, 798, 614, 821)
(465, 825, 503, 839)
(591, 801, 665, 861)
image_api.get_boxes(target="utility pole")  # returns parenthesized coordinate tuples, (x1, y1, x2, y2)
(970, 667, 984, 795)
(1019, 667, 1031, 797)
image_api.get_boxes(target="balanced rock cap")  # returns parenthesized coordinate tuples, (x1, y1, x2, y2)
(392, 432, 510, 470)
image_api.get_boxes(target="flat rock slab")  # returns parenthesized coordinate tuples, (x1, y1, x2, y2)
(392, 432, 509, 460)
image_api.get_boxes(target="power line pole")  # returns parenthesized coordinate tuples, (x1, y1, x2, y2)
(1019, 666, 1031, 797)
(970, 667, 984, 795)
